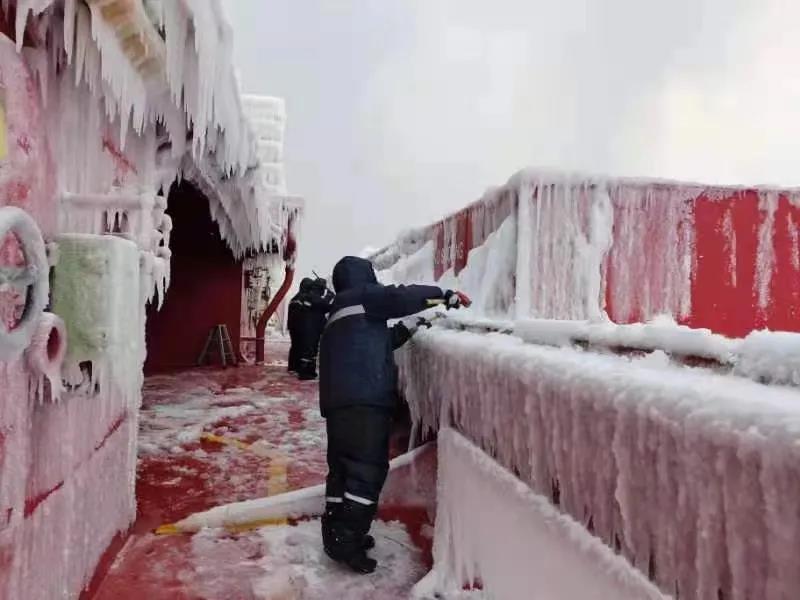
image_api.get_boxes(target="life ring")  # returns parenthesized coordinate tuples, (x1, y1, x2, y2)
(0, 206, 49, 361)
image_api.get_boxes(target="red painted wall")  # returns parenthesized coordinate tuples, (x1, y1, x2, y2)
(430, 181, 800, 339)
(144, 182, 242, 373)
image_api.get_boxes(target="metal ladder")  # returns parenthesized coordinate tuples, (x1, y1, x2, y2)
(197, 324, 238, 367)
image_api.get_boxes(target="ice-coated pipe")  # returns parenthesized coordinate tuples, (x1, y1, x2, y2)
(24, 312, 67, 401)
(157, 442, 432, 534)
(0, 206, 49, 361)
(255, 227, 297, 363)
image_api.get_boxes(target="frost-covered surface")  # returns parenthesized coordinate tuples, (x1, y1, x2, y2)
(415, 429, 668, 600)
(0, 370, 138, 600)
(12, 0, 295, 258)
(734, 330, 800, 386)
(0, 206, 50, 361)
(185, 519, 426, 600)
(515, 315, 738, 362)
(378, 214, 517, 318)
(89, 359, 436, 598)
(0, 36, 57, 237)
(242, 95, 287, 195)
(372, 168, 800, 331)
(1, 4, 297, 599)
(445, 313, 800, 388)
(12, 416, 138, 600)
(173, 443, 434, 533)
(24, 311, 67, 402)
(52, 234, 146, 405)
(398, 327, 800, 599)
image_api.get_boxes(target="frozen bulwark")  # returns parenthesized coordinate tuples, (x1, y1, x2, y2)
(414, 429, 668, 600)
(398, 326, 800, 600)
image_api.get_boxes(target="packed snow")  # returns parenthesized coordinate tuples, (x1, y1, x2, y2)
(187, 519, 426, 600)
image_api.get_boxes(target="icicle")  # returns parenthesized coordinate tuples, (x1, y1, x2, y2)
(755, 191, 778, 312)
(788, 211, 800, 273)
(63, 0, 76, 62)
(722, 207, 738, 287)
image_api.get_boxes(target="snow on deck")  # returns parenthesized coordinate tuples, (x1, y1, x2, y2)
(85, 341, 432, 600)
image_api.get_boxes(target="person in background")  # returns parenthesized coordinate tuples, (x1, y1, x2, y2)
(286, 278, 313, 375)
(318, 256, 470, 574)
(287, 277, 334, 380)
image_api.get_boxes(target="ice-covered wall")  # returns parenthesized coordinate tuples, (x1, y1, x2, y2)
(375, 169, 800, 337)
(0, 209, 138, 600)
(0, 1, 295, 597)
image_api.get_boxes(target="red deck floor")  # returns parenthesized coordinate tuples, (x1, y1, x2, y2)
(84, 340, 434, 600)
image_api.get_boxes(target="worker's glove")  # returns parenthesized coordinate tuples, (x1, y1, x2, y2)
(444, 290, 472, 310)
(416, 317, 433, 329)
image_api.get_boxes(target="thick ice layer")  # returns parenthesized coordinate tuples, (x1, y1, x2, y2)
(14, 0, 291, 258)
(51, 234, 145, 408)
(24, 312, 67, 402)
(187, 519, 426, 600)
(415, 429, 668, 600)
(4, 415, 137, 600)
(397, 327, 800, 599)
(0, 207, 50, 361)
(378, 241, 435, 286)
(379, 214, 517, 318)
(373, 168, 800, 335)
(735, 330, 800, 385)
(438, 214, 517, 317)
(514, 315, 738, 362)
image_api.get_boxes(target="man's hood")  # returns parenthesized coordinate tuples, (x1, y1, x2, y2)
(332, 256, 378, 292)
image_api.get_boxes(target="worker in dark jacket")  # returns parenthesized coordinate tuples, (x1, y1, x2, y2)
(287, 278, 333, 379)
(287, 278, 313, 374)
(318, 256, 470, 573)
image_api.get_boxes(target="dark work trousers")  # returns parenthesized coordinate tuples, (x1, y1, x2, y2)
(287, 336, 300, 372)
(325, 406, 393, 506)
(289, 324, 321, 378)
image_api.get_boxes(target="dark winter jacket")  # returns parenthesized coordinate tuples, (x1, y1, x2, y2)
(318, 256, 444, 416)
(288, 278, 333, 342)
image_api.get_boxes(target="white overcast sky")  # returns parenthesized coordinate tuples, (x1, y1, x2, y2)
(223, 0, 800, 277)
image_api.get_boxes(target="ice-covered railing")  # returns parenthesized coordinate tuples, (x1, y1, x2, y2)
(398, 326, 800, 599)
(433, 311, 800, 388)
(59, 191, 173, 305)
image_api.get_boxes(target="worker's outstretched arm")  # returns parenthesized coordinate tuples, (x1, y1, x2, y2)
(363, 283, 444, 320)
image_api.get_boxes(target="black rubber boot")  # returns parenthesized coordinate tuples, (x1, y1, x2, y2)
(322, 503, 373, 549)
(323, 499, 378, 574)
